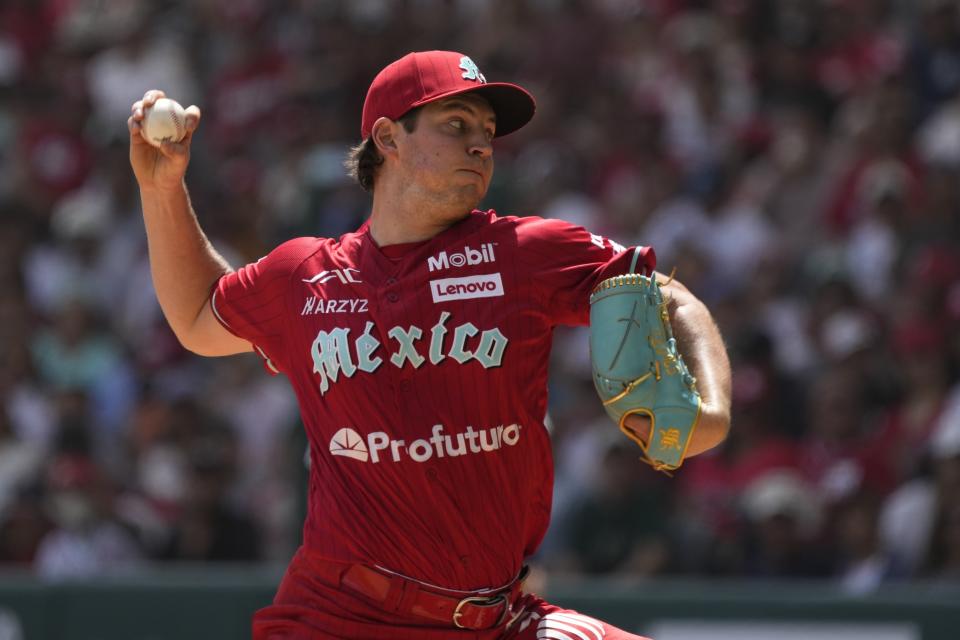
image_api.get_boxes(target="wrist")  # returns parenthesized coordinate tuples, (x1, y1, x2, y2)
(139, 178, 187, 198)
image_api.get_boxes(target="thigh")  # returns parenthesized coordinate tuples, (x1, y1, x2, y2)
(503, 594, 652, 640)
(252, 604, 480, 640)
(253, 604, 393, 640)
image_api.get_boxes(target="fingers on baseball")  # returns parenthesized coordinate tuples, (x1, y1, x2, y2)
(165, 107, 201, 152)
(128, 96, 151, 144)
(128, 89, 168, 127)
(128, 115, 149, 145)
(183, 105, 202, 135)
(141, 89, 166, 107)
(128, 98, 143, 128)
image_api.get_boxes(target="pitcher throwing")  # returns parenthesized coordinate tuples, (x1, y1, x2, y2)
(128, 50, 731, 639)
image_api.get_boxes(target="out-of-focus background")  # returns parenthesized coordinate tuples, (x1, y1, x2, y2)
(1, 0, 959, 639)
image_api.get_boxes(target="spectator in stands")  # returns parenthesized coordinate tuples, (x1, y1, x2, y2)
(738, 470, 831, 578)
(551, 437, 671, 577)
(160, 427, 261, 562)
(832, 491, 905, 593)
(34, 453, 143, 578)
(0, 0, 956, 584)
(881, 402, 960, 578)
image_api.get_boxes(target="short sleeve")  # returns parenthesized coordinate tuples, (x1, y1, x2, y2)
(516, 217, 656, 327)
(210, 237, 321, 372)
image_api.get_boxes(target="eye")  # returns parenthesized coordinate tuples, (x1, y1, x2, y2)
(449, 119, 465, 130)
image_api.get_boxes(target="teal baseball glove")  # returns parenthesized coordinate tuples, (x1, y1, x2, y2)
(589, 250, 701, 473)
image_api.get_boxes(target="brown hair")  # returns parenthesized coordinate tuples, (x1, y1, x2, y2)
(345, 108, 421, 192)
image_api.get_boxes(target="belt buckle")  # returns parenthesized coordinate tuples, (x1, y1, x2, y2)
(452, 594, 507, 630)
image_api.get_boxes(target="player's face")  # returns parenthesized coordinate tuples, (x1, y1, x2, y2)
(395, 94, 496, 218)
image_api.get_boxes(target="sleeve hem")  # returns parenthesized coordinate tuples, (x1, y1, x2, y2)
(209, 285, 245, 339)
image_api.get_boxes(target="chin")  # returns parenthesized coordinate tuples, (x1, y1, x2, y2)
(423, 184, 485, 220)
(448, 187, 485, 213)
(443, 206, 477, 224)
(463, 187, 487, 211)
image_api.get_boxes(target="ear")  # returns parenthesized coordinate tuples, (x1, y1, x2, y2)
(371, 117, 400, 160)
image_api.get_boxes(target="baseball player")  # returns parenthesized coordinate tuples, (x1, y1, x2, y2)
(128, 51, 731, 639)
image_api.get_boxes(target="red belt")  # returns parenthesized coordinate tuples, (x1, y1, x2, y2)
(311, 556, 527, 631)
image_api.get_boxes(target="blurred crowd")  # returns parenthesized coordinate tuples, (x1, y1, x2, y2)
(0, 0, 959, 593)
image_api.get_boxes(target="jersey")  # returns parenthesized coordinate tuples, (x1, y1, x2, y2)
(211, 209, 654, 591)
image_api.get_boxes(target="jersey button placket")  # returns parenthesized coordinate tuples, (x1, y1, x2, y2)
(384, 275, 400, 303)
(380, 272, 411, 407)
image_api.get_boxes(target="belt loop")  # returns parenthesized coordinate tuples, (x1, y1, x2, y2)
(310, 552, 351, 587)
(394, 578, 420, 614)
(380, 574, 409, 613)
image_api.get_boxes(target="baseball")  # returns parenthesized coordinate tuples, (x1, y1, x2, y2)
(141, 98, 187, 147)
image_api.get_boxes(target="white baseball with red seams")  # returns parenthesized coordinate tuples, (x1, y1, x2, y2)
(141, 98, 186, 147)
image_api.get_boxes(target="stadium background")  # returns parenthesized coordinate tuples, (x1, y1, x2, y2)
(1, 0, 960, 638)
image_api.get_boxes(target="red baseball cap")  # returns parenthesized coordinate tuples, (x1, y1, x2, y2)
(361, 50, 536, 140)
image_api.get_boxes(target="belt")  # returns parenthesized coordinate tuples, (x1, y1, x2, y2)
(313, 556, 527, 631)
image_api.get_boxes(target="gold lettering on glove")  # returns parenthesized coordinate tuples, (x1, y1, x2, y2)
(659, 428, 683, 451)
(648, 332, 681, 376)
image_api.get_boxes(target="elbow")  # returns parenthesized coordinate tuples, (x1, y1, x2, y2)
(182, 341, 222, 357)
(686, 406, 730, 458)
(174, 331, 207, 356)
(164, 301, 229, 357)
(168, 312, 251, 358)
(178, 330, 242, 357)
(706, 408, 731, 448)
(172, 326, 218, 357)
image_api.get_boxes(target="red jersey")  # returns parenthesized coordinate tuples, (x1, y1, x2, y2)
(212, 209, 653, 591)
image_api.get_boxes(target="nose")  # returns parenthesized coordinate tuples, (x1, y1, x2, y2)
(469, 136, 493, 160)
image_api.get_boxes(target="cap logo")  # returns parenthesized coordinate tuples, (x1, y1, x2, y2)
(459, 56, 486, 84)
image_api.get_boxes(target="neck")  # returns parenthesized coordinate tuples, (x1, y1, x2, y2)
(367, 183, 472, 247)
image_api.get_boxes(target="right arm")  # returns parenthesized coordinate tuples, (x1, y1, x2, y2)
(128, 90, 251, 357)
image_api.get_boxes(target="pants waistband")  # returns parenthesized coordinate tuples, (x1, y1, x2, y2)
(298, 551, 527, 631)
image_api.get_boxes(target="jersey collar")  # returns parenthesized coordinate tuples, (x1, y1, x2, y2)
(356, 209, 494, 281)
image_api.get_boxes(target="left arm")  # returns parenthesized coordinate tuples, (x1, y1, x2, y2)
(658, 273, 731, 457)
(623, 273, 732, 458)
